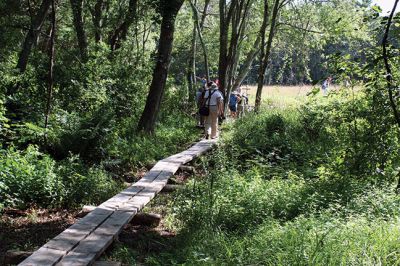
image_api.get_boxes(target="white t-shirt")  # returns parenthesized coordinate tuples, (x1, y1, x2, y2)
(204, 89, 224, 106)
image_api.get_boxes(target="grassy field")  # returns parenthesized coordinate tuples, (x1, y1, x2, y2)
(244, 85, 314, 98)
(241, 84, 341, 107)
(243, 85, 314, 106)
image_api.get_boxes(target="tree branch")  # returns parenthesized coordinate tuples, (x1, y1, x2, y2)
(382, 0, 400, 129)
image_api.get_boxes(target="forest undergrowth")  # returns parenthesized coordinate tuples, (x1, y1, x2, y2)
(116, 91, 400, 265)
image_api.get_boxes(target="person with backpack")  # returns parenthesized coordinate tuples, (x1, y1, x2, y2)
(200, 82, 224, 139)
(322, 76, 332, 96)
(229, 91, 241, 118)
(237, 91, 248, 118)
(196, 85, 206, 128)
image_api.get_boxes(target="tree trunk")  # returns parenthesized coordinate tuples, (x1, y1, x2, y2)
(255, 0, 269, 112)
(218, 0, 229, 96)
(110, 0, 138, 50)
(199, 0, 211, 29)
(136, 0, 184, 133)
(16, 0, 52, 72)
(380, 0, 400, 191)
(255, 0, 280, 112)
(218, 0, 251, 111)
(190, 0, 210, 81)
(187, 21, 197, 104)
(232, 35, 261, 92)
(91, 0, 104, 42)
(223, 0, 252, 111)
(187, 0, 211, 104)
(70, 0, 88, 62)
(45, 0, 56, 129)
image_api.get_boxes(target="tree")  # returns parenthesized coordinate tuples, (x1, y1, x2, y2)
(218, 0, 253, 108)
(45, 0, 56, 129)
(187, 0, 211, 104)
(16, 0, 52, 73)
(231, 35, 261, 92)
(255, 0, 282, 112)
(136, 0, 185, 133)
(89, 0, 106, 43)
(70, 0, 88, 62)
(189, 0, 210, 82)
(110, 0, 138, 51)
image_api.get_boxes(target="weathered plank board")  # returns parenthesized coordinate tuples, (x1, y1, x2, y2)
(19, 139, 216, 266)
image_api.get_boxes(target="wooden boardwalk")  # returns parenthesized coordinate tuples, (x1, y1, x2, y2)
(19, 139, 217, 266)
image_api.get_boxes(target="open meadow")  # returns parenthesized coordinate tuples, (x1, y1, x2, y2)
(241, 84, 343, 107)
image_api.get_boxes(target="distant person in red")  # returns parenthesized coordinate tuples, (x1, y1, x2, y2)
(214, 78, 220, 88)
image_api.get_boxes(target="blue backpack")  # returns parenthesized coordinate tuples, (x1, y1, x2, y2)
(229, 94, 237, 106)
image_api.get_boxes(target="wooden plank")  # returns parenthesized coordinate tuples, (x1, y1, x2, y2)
(44, 231, 87, 252)
(19, 247, 66, 266)
(137, 170, 161, 183)
(56, 252, 97, 266)
(164, 153, 195, 164)
(151, 161, 181, 173)
(64, 222, 98, 236)
(70, 232, 114, 256)
(95, 210, 136, 236)
(120, 185, 143, 196)
(77, 208, 113, 227)
(98, 186, 143, 210)
(120, 188, 157, 210)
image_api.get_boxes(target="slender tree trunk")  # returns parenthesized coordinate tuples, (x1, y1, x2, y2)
(255, 0, 269, 112)
(223, 0, 252, 112)
(190, 0, 210, 81)
(45, 0, 56, 129)
(232, 35, 261, 91)
(199, 0, 211, 29)
(187, 22, 197, 103)
(255, 0, 279, 112)
(70, 0, 88, 62)
(218, 0, 229, 96)
(380, 0, 400, 191)
(137, 0, 184, 133)
(93, 1, 103, 43)
(16, 0, 52, 73)
(187, 0, 211, 104)
(382, 0, 400, 128)
(218, 0, 251, 111)
(91, 0, 104, 42)
(110, 0, 138, 50)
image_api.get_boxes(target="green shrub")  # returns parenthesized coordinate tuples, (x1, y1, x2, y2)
(0, 145, 62, 209)
(106, 112, 200, 166)
(57, 155, 123, 207)
(0, 145, 122, 211)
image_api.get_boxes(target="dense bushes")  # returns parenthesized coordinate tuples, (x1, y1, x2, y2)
(0, 145, 123, 211)
(0, 42, 201, 211)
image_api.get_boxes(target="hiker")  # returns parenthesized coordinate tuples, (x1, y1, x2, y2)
(196, 75, 207, 87)
(322, 76, 332, 96)
(202, 82, 224, 139)
(229, 91, 241, 118)
(237, 91, 248, 118)
(196, 85, 206, 128)
(214, 78, 220, 88)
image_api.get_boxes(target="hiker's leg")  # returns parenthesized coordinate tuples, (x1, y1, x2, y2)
(205, 114, 212, 137)
(210, 106, 218, 138)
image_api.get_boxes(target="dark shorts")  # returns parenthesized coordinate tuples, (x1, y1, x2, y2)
(229, 105, 237, 112)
